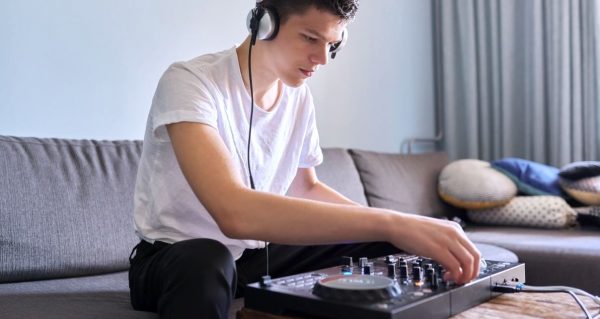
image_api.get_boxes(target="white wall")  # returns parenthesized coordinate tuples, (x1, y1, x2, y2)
(312, 0, 436, 152)
(0, 0, 435, 153)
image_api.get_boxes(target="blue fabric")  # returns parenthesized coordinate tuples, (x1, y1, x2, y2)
(559, 161, 600, 180)
(491, 158, 564, 197)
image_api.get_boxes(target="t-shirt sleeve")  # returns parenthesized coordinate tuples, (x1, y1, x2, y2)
(298, 88, 323, 168)
(150, 63, 218, 141)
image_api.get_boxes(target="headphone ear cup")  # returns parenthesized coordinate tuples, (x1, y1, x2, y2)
(329, 28, 348, 59)
(246, 5, 280, 41)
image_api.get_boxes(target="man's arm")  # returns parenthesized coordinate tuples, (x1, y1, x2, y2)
(167, 121, 480, 284)
(286, 167, 359, 206)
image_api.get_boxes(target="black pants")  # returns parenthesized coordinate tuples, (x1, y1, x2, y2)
(129, 238, 399, 319)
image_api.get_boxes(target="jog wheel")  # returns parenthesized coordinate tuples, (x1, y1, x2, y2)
(312, 274, 401, 302)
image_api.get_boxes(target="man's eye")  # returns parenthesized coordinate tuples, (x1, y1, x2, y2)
(303, 35, 317, 43)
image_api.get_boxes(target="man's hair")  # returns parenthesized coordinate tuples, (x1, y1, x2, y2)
(260, 0, 359, 24)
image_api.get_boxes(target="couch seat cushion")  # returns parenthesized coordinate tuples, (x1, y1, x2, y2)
(0, 272, 155, 319)
(466, 226, 600, 295)
(474, 243, 518, 263)
(0, 271, 243, 319)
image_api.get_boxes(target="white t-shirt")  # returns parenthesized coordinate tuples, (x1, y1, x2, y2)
(133, 46, 323, 260)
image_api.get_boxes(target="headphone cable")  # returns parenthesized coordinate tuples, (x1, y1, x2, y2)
(247, 37, 256, 191)
(248, 17, 271, 282)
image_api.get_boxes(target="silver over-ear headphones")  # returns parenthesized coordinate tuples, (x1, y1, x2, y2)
(246, 0, 348, 59)
(246, 1, 280, 43)
(329, 28, 347, 59)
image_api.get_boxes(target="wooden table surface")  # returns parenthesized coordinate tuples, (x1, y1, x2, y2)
(238, 292, 599, 319)
(453, 292, 598, 319)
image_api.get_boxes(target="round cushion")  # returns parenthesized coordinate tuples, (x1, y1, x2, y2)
(560, 176, 600, 205)
(467, 196, 577, 229)
(438, 159, 517, 210)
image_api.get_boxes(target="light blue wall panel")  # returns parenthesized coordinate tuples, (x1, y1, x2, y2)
(0, 0, 435, 153)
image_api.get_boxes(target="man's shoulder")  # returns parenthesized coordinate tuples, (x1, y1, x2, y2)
(164, 46, 237, 82)
(186, 46, 237, 69)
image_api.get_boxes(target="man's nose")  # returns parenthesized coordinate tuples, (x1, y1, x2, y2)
(310, 44, 329, 66)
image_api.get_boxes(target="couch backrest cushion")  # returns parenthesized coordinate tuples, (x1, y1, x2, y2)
(315, 148, 368, 206)
(349, 150, 460, 218)
(0, 135, 142, 283)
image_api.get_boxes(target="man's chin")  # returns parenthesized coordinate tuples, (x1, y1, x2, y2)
(281, 77, 306, 88)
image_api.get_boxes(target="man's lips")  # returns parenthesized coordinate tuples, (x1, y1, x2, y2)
(300, 68, 315, 77)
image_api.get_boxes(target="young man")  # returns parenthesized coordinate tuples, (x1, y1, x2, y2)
(129, 1, 481, 318)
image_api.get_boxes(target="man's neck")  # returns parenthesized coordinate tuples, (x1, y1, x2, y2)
(236, 37, 282, 112)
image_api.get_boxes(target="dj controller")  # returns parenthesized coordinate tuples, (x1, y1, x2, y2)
(244, 254, 526, 319)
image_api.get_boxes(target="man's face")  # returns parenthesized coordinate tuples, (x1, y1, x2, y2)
(265, 7, 348, 87)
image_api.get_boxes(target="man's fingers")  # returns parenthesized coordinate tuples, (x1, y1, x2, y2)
(397, 216, 482, 285)
(436, 249, 463, 283)
(445, 225, 481, 283)
(447, 242, 475, 284)
(458, 235, 482, 280)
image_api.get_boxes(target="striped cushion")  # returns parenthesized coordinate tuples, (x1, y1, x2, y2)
(559, 161, 600, 180)
(438, 159, 517, 209)
(467, 196, 577, 229)
(560, 176, 600, 205)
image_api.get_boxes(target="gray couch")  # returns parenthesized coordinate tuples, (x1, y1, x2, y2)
(0, 135, 598, 319)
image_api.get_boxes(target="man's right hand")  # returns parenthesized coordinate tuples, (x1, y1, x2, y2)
(385, 213, 481, 285)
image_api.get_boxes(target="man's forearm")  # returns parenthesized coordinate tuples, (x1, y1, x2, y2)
(291, 181, 360, 206)
(223, 186, 393, 245)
